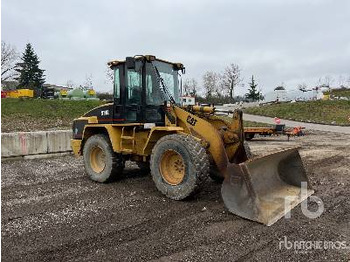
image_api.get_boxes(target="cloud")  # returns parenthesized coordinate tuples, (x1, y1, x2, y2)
(2, 0, 349, 95)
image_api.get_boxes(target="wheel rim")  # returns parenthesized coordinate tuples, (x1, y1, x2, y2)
(90, 146, 106, 173)
(159, 150, 185, 185)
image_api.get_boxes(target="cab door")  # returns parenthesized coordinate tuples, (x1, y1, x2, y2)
(124, 61, 143, 123)
(113, 65, 124, 122)
(142, 62, 165, 124)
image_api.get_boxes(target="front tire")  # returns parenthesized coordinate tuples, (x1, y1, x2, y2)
(150, 134, 209, 200)
(83, 134, 124, 183)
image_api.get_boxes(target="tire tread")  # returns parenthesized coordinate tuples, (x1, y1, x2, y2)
(150, 134, 210, 199)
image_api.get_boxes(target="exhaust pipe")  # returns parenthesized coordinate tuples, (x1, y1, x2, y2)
(221, 148, 314, 226)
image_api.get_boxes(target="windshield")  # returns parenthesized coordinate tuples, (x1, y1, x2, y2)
(147, 60, 180, 104)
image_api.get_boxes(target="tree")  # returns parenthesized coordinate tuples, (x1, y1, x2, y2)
(183, 79, 190, 95)
(183, 78, 198, 96)
(15, 43, 45, 93)
(318, 75, 334, 88)
(221, 63, 242, 101)
(202, 71, 219, 99)
(1, 41, 19, 82)
(84, 73, 93, 89)
(245, 75, 263, 101)
(66, 80, 75, 89)
(215, 73, 224, 98)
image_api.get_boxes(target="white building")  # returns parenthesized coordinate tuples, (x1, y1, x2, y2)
(180, 96, 195, 106)
(264, 86, 288, 102)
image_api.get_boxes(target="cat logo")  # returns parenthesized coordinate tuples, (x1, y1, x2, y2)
(186, 115, 197, 126)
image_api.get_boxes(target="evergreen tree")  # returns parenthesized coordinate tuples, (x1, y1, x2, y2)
(15, 43, 45, 95)
(245, 75, 263, 101)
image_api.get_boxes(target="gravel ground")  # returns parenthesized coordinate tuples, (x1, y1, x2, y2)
(1, 131, 350, 261)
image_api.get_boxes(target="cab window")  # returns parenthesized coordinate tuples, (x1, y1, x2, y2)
(126, 68, 142, 105)
(114, 67, 120, 102)
(145, 62, 163, 105)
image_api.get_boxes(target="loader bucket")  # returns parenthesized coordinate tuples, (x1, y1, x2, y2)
(221, 148, 314, 226)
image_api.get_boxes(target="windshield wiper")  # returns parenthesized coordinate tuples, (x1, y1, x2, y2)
(150, 62, 176, 105)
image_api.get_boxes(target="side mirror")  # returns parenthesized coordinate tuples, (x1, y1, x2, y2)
(126, 57, 135, 69)
(173, 63, 185, 74)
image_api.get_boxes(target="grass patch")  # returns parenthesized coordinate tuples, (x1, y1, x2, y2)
(244, 100, 350, 126)
(243, 120, 273, 127)
(325, 88, 350, 99)
(1, 99, 105, 132)
(6, 99, 345, 132)
(218, 116, 272, 127)
(1, 99, 275, 132)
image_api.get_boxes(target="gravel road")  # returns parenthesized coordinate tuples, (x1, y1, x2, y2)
(2, 131, 350, 261)
(243, 113, 350, 134)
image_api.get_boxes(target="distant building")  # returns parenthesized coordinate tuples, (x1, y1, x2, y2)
(43, 84, 72, 91)
(264, 86, 288, 102)
(180, 95, 195, 106)
(274, 86, 285, 91)
(273, 86, 288, 102)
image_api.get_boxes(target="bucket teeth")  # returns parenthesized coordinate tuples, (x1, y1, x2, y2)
(221, 148, 314, 226)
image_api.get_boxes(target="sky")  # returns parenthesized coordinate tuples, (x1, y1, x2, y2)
(2, 0, 350, 96)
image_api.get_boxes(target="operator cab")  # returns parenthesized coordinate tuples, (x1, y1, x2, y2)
(108, 55, 185, 125)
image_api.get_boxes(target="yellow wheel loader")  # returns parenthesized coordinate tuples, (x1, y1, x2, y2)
(71, 55, 314, 226)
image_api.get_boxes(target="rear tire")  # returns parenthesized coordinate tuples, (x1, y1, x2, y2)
(83, 134, 124, 183)
(150, 134, 209, 200)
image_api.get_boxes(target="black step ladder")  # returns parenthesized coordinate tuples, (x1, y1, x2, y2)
(120, 126, 136, 153)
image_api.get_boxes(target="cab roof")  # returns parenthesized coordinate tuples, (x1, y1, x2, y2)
(107, 55, 184, 70)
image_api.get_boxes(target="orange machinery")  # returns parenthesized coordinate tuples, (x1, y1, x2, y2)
(244, 124, 305, 141)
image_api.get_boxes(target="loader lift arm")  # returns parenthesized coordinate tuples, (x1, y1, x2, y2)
(150, 60, 248, 177)
(154, 62, 314, 225)
(173, 106, 246, 178)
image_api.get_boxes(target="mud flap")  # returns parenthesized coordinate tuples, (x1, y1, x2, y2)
(221, 148, 314, 226)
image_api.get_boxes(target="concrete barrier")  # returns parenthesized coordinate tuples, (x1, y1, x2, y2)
(47, 130, 72, 153)
(1, 130, 72, 158)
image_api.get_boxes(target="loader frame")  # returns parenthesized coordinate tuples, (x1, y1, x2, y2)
(71, 106, 248, 179)
(71, 55, 313, 226)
